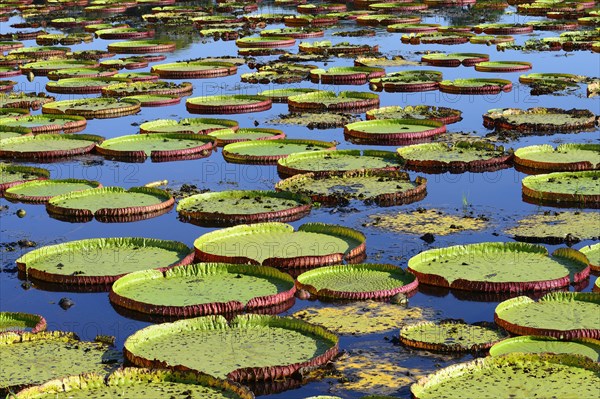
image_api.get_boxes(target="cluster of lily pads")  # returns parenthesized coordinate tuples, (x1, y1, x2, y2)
(0, 0, 599, 398)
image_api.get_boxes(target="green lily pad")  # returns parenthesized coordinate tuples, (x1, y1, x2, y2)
(310, 66, 385, 84)
(369, 70, 443, 92)
(123, 314, 338, 381)
(521, 171, 600, 206)
(259, 88, 321, 103)
(4, 179, 101, 203)
(482, 107, 597, 132)
(276, 170, 427, 206)
(288, 90, 379, 112)
(17, 237, 193, 286)
(397, 141, 512, 172)
(139, 118, 238, 134)
(0, 164, 49, 192)
(489, 336, 600, 362)
(505, 211, 600, 244)
(0, 312, 46, 333)
(354, 56, 420, 67)
(11, 368, 254, 399)
(579, 243, 600, 271)
(420, 53, 489, 67)
(0, 108, 29, 118)
(366, 105, 462, 124)
(107, 40, 177, 54)
(0, 92, 55, 110)
(514, 144, 600, 172)
(110, 263, 295, 317)
(292, 301, 435, 335)
(20, 60, 98, 76)
(96, 133, 214, 161)
(0, 114, 87, 134)
(474, 61, 532, 73)
(408, 243, 590, 292)
(177, 190, 311, 226)
(186, 95, 272, 114)
(296, 263, 418, 300)
(439, 78, 512, 94)
(0, 134, 103, 160)
(47, 67, 118, 80)
(267, 112, 360, 129)
(45, 77, 130, 94)
(102, 81, 193, 97)
(494, 292, 600, 339)
(400, 320, 507, 352)
(411, 353, 600, 399)
(0, 331, 121, 395)
(151, 61, 237, 79)
(277, 149, 402, 177)
(222, 139, 336, 164)
(208, 128, 285, 146)
(42, 98, 141, 119)
(236, 36, 296, 48)
(518, 72, 584, 85)
(194, 222, 366, 268)
(344, 119, 446, 145)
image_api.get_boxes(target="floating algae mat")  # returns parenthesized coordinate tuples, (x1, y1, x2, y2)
(489, 336, 600, 362)
(505, 211, 600, 243)
(16, 237, 193, 286)
(123, 314, 338, 381)
(483, 107, 597, 132)
(12, 368, 254, 399)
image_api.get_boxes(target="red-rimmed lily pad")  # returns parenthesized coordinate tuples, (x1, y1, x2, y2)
(0, 164, 49, 193)
(9, 46, 71, 59)
(420, 53, 490, 67)
(489, 336, 600, 362)
(410, 353, 600, 399)
(369, 70, 443, 92)
(208, 128, 285, 146)
(42, 98, 141, 119)
(46, 186, 174, 223)
(186, 95, 272, 114)
(0, 66, 21, 78)
(277, 149, 402, 178)
(299, 40, 379, 55)
(122, 94, 181, 107)
(0, 312, 46, 334)
(194, 222, 366, 268)
(236, 36, 296, 48)
(222, 139, 336, 164)
(310, 66, 385, 84)
(296, 263, 418, 300)
(521, 171, 600, 206)
(276, 170, 427, 206)
(356, 14, 421, 27)
(150, 61, 237, 79)
(482, 107, 597, 132)
(45, 77, 130, 94)
(0, 114, 87, 133)
(439, 78, 512, 94)
(96, 133, 215, 162)
(101, 81, 192, 97)
(4, 179, 101, 203)
(11, 368, 254, 399)
(47, 67, 118, 80)
(258, 88, 321, 103)
(408, 243, 590, 292)
(401, 32, 474, 45)
(0, 134, 103, 160)
(177, 190, 311, 226)
(35, 33, 93, 46)
(16, 237, 194, 287)
(579, 243, 599, 271)
(366, 105, 462, 124)
(288, 91, 379, 112)
(107, 40, 177, 54)
(0, 331, 121, 395)
(399, 319, 507, 352)
(514, 144, 600, 172)
(139, 117, 238, 134)
(474, 61, 532, 72)
(20, 60, 98, 77)
(261, 27, 325, 39)
(0, 92, 55, 110)
(474, 23, 534, 35)
(397, 141, 513, 172)
(387, 23, 440, 33)
(96, 27, 155, 40)
(470, 35, 515, 44)
(344, 119, 446, 145)
(110, 263, 296, 317)
(113, 71, 159, 82)
(123, 314, 339, 381)
(494, 292, 599, 339)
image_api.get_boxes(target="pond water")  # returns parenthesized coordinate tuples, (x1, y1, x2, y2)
(0, 1, 598, 398)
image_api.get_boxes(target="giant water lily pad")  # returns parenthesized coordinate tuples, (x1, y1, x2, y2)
(123, 314, 338, 381)
(96, 133, 214, 162)
(505, 211, 600, 244)
(12, 368, 254, 399)
(0, 312, 46, 334)
(0, 331, 121, 395)
(151, 61, 237, 79)
(267, 112, 360, 129)
(0, 134, 103, 160)
(222, 139, 336, 164)
(474, 61, 532, 73)
(16, 237, 193, 286)
(310, 66, 385, 85)
(46, 186, 174, 223)
(208, 128, 285, 146)
(277, 149, 402, 178)
(344, 119, 446, 145)
(0, 92, 54, 110)
(276, 170, 427, 206)
(20, 60, 98, 76)
(489, 336, 600, 362)
(177, 190, 311, 226)
(42, 98, 141, 119)
(287, 91, 379, 112)
(483, 107, 597, 132)
(366, 208, 488, 236)
(102, 81, 193, 97)
(369, 70, 443, 92)
(186, 95, 272, 114)
(194, 222, 366, 268)
(4, 179, 101, 203)
(521, 171, 600, 206)
(411, 353, 600, 399)
(366, 105, 462, 124)
(494, 292, 600, 339)
(397, 142, 512, 172)
(293, 301, 435, 335)
(107, 40, 177, 54)
(514, 144, 600, 172)
(259, 88, 321, 103)
(45, 77, 129, 94)
(0, 164, 49, 192)
(420, 53, 489, 67)
(408, 243, 590, 292)
(296, 264, 418, 300)
(139, 118, 238, 134)
(579, 243, 600, 271)
(439, 78, 512, 94)
(0, 114, 87, 134)
(110, 263, 296, 317)
(400, 320, 507, 352)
